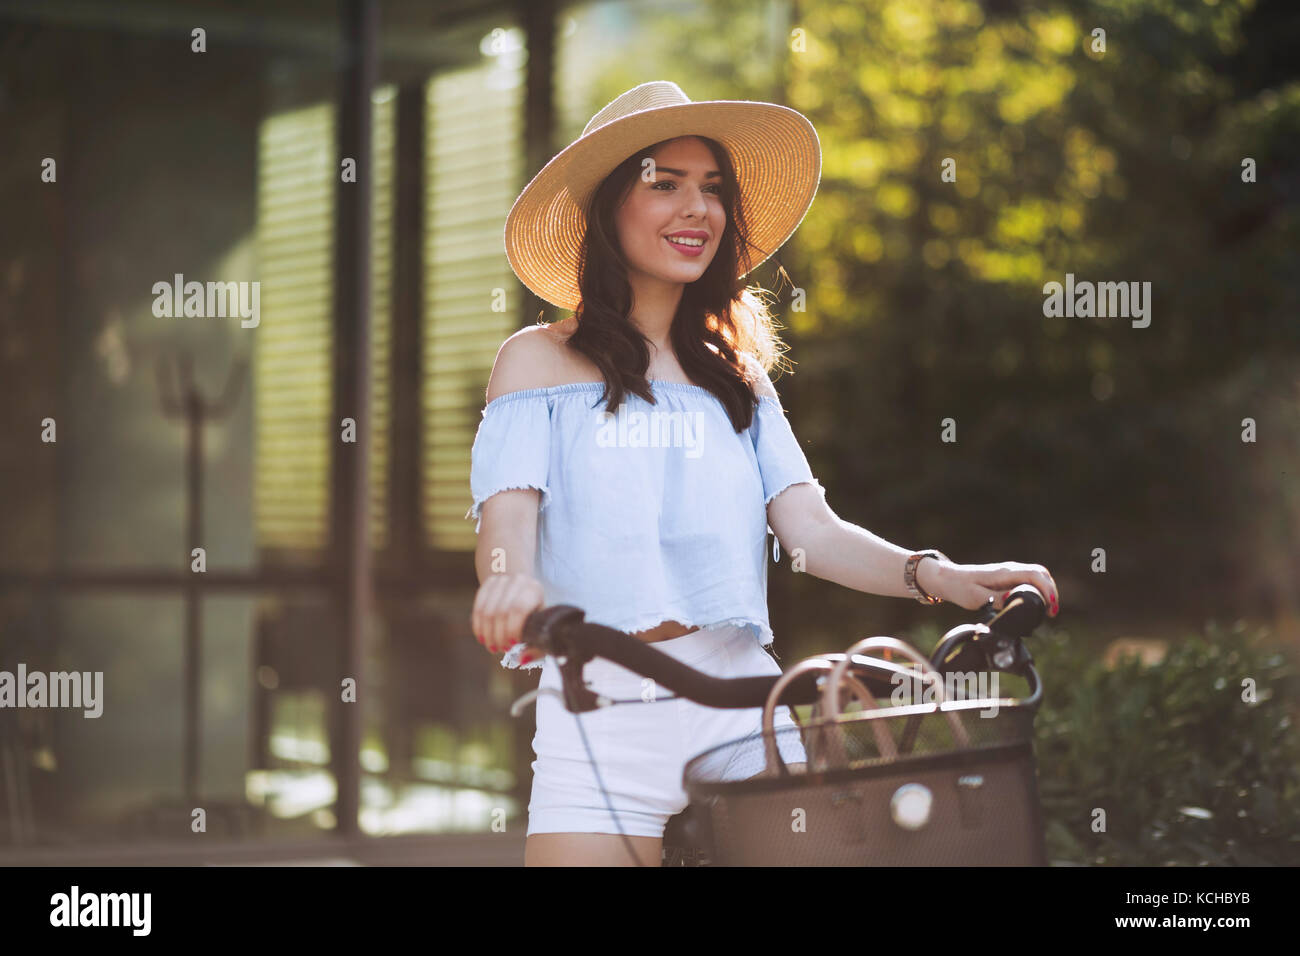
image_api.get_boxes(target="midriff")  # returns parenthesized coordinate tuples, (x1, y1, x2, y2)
(632, 620, 701, 643)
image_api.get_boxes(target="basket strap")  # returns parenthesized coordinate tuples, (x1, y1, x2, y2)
(825, 637, 972, 748)
(760, 659, 836, 778)
(815, 673, 900, 772)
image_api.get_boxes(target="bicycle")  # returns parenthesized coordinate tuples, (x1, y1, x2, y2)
(510, 584, 1049, 866)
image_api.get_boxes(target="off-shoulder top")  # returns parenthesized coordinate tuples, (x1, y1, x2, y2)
(466, 380, 825, 669)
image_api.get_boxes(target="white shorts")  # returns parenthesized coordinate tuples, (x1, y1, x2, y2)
(526, 622, 807, 838)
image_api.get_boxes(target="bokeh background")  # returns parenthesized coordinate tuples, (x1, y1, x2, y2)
(0, 0, 1296, 865)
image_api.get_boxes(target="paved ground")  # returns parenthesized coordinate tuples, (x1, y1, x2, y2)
(0, 833, 527, 867)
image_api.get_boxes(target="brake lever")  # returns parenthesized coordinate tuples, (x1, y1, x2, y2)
(509, 685, 587, 718)
(518, 604, 605, 715)
(503, 662, 603, 716)
(558, 655, 603, 713)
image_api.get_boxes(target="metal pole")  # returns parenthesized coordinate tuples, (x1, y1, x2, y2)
(155, 350, 245, 811)
(517, 0, 556, 333)
(332, 0, 377, 839)
(184, 361, 202, 804)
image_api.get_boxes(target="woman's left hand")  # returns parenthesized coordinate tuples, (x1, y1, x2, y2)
(928, 561, 1059, 617)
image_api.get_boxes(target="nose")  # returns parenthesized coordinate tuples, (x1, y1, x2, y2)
(680, 183, 708, 220)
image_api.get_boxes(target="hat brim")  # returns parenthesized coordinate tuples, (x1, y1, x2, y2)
(504, 99, 821, 312)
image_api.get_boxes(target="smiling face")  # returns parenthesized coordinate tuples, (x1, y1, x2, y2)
(613, 136, 728, 295)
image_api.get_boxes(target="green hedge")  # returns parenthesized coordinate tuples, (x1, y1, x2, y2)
(1027, 621, 1300, 866)
(899, 619, 1300, 865)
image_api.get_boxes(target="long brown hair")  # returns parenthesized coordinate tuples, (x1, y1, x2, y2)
(563, 135, 792, 433)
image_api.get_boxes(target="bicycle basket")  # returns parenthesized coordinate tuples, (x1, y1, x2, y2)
(682, 700, 1046, 866)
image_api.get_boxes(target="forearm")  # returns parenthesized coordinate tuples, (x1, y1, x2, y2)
(475, 534, 535, 584)
(474, 492, 540, 584)
(791, 516, 948, 600)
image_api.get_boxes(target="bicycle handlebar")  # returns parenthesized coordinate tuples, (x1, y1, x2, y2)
(519, 584, 1049, 716)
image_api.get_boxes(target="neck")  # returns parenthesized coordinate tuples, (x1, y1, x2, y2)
(627, 273, 685, 354)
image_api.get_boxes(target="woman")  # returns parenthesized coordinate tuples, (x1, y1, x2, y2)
(467, 82, 1060, 866)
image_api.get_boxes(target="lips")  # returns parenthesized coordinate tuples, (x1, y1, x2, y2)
(664, 235, 706, 256)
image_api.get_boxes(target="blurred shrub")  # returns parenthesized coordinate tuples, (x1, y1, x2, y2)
(1030, 621, 1300, 865)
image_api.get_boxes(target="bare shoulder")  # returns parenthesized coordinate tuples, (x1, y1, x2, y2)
(485, 318, 594, 402)
(485, 325, 563, 403)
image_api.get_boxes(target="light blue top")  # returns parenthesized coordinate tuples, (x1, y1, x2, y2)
(466, 380, 825, 669)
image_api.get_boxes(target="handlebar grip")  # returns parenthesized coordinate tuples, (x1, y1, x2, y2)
(521, 604, 586, 652)
(983, 584, 1047, 638)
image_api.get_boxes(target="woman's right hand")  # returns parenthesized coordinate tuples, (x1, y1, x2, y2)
(471, 572, 546, 657)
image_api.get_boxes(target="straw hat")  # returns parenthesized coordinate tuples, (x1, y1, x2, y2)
(503, 80, 821, 312)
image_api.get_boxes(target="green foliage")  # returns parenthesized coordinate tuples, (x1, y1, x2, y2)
(1030, 621, 1300, 865)
(761, 0, 1300, 625)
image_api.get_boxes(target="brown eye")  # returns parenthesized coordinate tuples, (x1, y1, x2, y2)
(652, 181, 722, 194)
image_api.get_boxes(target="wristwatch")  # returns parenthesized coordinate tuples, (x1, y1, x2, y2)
(904, 550, 949, 605)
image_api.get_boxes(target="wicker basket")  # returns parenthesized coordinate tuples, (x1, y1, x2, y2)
(682, 638, 1047, 866)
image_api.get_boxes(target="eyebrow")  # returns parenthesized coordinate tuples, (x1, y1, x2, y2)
(654, 166, 722, 179)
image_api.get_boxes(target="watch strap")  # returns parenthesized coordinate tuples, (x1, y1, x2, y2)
(905, 550, 949, 605)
